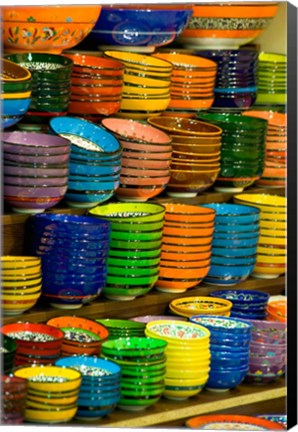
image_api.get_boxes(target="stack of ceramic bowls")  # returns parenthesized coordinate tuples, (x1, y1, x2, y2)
(266, 299, 287, 323)
(46, 316, 109, 357)
(101, 117, 172, 201)
(190, 316, 251, 392)
(145, 320, 211, 400)
(255, 52, 287, 107)
(95, 319, 145, 340)
(197, 112, 267, 192)
(147, 116, 222, 197)
(194, 49, 259, 110)
(2, 5, 102, 54)
(1, 376, 28, 425)
(1, 59, 32, 128)
(49, 116, 122, 208)
(242, 111, 287, 188)
(246, 319, 286, 384)
(101, 337, 167, 411)
(4, 53, 73, 121)
(210, 290, 270, 320)
(177, 3, 279, 50)
(25, 213, 111, 309)
(81, 4, 193, 53)
(103, 50, 173, 119)
(233, 193, 286, 279)
(3, 131, 70, 214)
(156, 203, 215, 293)
(63, 54, 125, 120)
(88, 202, 165, 301)
(201, 203, 260, 286)
(13, 365, 82, 424)
(169, 296, 233, 319)
(1, 334, 17, 374)
(0, 322, 64, 367)
(152, 52, 217, 111)
(1, 256, 42, 316)
(55, 356, 121, 421)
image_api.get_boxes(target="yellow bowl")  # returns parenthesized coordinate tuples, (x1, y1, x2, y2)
(1, 90, 32, 99)
(123, 73, 170, 88)
(170, 296, 233, 316)
(256, 254, 287, 265)
(104, 50, 173, 72)
(25, 405, 78, 424)
(163, 386, 206, 400)
(257, 246, 286, 256)
(258, 235, 286, 247)
(2, 266, 42, 276)
(166, 366, 210, 380)
(260, 227, 287, 238)
(2, 284, 43, 293)
(253, 263, 286, 277)
(145, 320, 210, 345)
(122, 84, 170, 96)
(27, 392, 79, 407)
(259, 219, 287, 230)
(169, 304, 231, 318)
(2, 278, 42, 288)
(233, 193, 286, 213)
(25, 398, 77, 410)
(120, 96, 170, 112)
(1, 256, 41, 269)
(165, 347, 211, 360)
(14, 366, 82, 392)
(2, 290, 41, 301)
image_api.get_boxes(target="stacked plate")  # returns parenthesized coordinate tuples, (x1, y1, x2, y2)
(26, 213, 111, 309)
(101, 117, 172, 201)
(147, 116, 222, 197)
(88, 202, 165, 301)
(101, 337, 167, 411)
(152, 52, 217, 111)
(13, 365, 82, 424)
(1, 256, 42, 316)
(201, 203, 260, 286)
(197, 112, 267, 192)
(194, 49, 259, 110)
(233, 193, 287, 279)
(190, 316, 251, 392)
(246, 319, 286, 384)
(103, 50, 173, 119)
(145, 320, 211, 400)
(47, 316, 109, 357)
(55, 356, 121, 421)
(49, 116, 122, 208)
(210, 290, 270, 320)
(242, 111, 287, 188)
(1, 375, 28, 425)
(0, 322, 64, 367)
(156, 203, 215, 293)
(1, 334, 17, 375)
(168, 296, 233, 319)
(4, 53, 73, 121)
(95, 319, 145, 340)
(64, 54, 125, 119)
(3, 131, 70, 214)
(1, 59, 32, 128)
(255, 52, 287, 107)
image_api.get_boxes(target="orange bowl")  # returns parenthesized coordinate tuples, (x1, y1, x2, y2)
(161, 250, 212, 262)
(115, 185, 165, 202)
(152, 52, 217, 70)
(68, 99, 121, 116)
(158, 264, 210, 279)
(163, 202, 215, 223)
(162, 243, 212, 253)
(120, 175, 170, 186)
(163, 225, 214, 238)
(3, 5, 102, 54)
(168, 97, 214, 110)
(155, 278, 205, 292)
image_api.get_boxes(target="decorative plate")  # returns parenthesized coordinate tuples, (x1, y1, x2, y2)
(186, 414, 285, 430)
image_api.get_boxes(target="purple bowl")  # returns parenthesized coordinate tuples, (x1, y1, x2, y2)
(3, 164, 69, 177)
(4, 152, 70, 165)
(4, 175, 68, 187)
(249, 341, 286, 357)
(248, 319, 286, 341)
(2, 131, 70, 152)
(130, 315, 187, 323)
(247, 362, 286, 376)
(4, 184, 68, 198)
(249, 353, 286, 366)
(3, 196, 64, 213)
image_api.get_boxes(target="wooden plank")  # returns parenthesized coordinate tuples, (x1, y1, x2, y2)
(73, 379, 286, 428)
(2, 276, 285, 325)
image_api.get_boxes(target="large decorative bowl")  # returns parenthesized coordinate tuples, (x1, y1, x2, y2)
(2, 5, 102, 54)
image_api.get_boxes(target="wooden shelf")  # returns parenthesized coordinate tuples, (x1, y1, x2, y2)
(2, 275, 285, 325)
(73, 379, 286, 428)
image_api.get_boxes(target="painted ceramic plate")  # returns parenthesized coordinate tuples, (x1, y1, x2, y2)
(185, 414, 285, 430)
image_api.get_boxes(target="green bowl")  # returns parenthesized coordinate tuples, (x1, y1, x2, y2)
(220, 165, 262, 178)
(197, 112, 268, 131)
(221, 135, 267, 147)
(120, 385, 164, 397)
(117, 395, 161, 408)
(88, 202, 165, 223)
(96, 319, 145, 331)
(107, 256, 160, 268)
(2, 79, 32, 93)
(110, 238, 162, 250)
(256, 93, 286, 104)
(107, 265, 159, 277)
(121, 373, 166, 385)
(111, 230, 162, 242)
(108, 248, 161, 259)
(101, 337, 167, 358)
(5, 53, 73, 81)
(103, 286, 154, 300)
(106, 273, 159, 286)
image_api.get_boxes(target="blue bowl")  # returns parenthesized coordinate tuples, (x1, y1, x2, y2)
(2, 115, 24, 128)
(210, 349, 249, 363)
(212, 92, 257, 109)
(50, 116, 121, 155)
(214, 86, 258, 94)
(210, 358, 249, 369)
(76, 404, 118, 419)
(82, 5, 193, 48)
(206, 366, 249, 390)
(42, 262, 108, 277)
(211, 245, 258, 257)
(210, 335, 251, 348)
(213, 230, 260, 240)
(78, 393, 120, 407)
(211, 343, 249, 356)
(69, 173, 121, 183)
(206, 263, 256, 279)
(29, 234, 110, 252)
(65, 191, 114, 205)
(42, 271, 108, 286)
(2, 98, 31, 116)
(231, 310, 268, 320)
(214, 222, 259, 233)
(189, 315, 252, 335)
(210, 255, 257, 266)
(69, 161, 121, 176)
(210, 289, 270, 305)
(55, 355, 121, 375)
(67, 179, 119, 192)
(70, 147, 122, 162)
(211, 237, 259, 248)
(42, 278, 107, 297)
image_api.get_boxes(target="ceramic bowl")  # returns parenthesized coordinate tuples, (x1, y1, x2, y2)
(169, 296, 233, 318)
(2, 5, 102, 54)
(1, 375, 28, 425)
(1, 335, 17, 374)
(83, 4, 193, 52)
(147, 115, 222, 137)
(249, 318, 286, 345)
(95, 319, 145, 339)
(206, 365, 248, 391)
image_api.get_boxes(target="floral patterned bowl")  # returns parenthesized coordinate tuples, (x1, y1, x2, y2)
(145, 320, 210, 345)
(2, 5, 102, 54)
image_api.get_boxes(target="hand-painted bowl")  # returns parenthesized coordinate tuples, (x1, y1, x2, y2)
(2, 5, 102, 54)
(145, 320, 210, 345)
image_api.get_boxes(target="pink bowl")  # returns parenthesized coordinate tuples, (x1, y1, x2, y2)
(120, 166, 170, 177)
(119, 139, 172, 153)
(122, 149, 172, 160)
(4, 175, 68, 187)
(121, 156, 171, 169)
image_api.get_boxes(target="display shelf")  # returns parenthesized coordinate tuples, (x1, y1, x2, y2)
(72, 379, 286, 428)
(2, 275, 285, 325)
